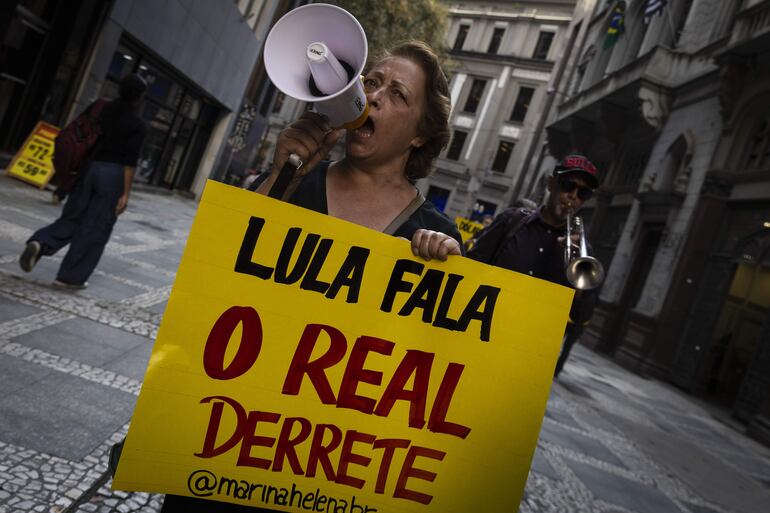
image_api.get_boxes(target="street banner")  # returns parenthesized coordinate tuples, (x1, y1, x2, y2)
(454, 217, 484, 243)
(5, 121, 59, 188)
(112, 181, 573, 512)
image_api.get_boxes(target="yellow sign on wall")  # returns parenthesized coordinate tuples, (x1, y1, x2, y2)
(6, 121, 59, 188)
(112, 181, 572, 512)
(455, 217, 485, 243)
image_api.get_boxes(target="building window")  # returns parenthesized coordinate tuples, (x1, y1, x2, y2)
(446, 130, 468, 160)
(658, 133, 692, 193)
(624, 4, 650, 61)
(272, 92, 285, 114)
(471, 198, 497, 222)
(532, 31, 555, 59)
(260, 82, 276, 116)
(744, 118, 770, 171)
(487, 27, 505, 54)
(510, 87, 535, 123)
(491, 141, 515, 172)
(617, 154, 649, 187)
(454, 24, 470, 51)
(570, 45, 595, 97)
(673, 0, 695, 47)
(427, 185, 451, 212)
(463, 79, 487, 113)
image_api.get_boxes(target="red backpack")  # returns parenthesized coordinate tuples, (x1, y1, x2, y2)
(53, 98, 108, 193)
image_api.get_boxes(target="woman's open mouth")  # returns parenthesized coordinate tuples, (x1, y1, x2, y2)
(353, 116, 375, 138)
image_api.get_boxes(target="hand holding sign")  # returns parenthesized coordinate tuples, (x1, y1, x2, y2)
(410, 229, 462, 262)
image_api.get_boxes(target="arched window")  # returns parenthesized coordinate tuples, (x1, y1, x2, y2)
(742, 116, 770, 172)
(570, 45, 595, 96)
(622, 0, 651, 62)
(659, 132, 693, 194)
(586, 4, 620, 87)
(672, 0, 695, 47)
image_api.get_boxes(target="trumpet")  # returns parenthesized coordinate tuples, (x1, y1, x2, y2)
(564, 214, 605, 290)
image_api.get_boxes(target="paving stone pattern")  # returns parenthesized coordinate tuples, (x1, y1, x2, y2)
(0, 176, 187, 513)
(1, 174, 769, 512)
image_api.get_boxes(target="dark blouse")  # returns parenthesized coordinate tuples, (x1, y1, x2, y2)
(92, 99, 147, 167)
(252, 160, 463, 245)
(468, 208, 570, 286)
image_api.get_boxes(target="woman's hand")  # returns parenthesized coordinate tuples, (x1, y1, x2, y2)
(116, 194, 129, 216)
(273, 112, 343, 176)
(410, 229, 462, 261)
(256, 112, 343, 198)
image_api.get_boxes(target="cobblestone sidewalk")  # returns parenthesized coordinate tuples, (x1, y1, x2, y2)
(0, 175, 186, 512)
(522, 346, 770, 513)
(1, 174, 769, 513)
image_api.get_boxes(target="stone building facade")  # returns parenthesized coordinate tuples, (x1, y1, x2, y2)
(529, 0, 770, 444)
(0, 0, 280, 197)
(420, 0, 580, 220)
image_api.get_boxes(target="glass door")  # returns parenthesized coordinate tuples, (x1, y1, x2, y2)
(99, 40, 220, 192)
(706, 263, 770, 406)
(0, 1, 55, 150)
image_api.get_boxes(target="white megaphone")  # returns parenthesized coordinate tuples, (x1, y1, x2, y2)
(264, 3, 369, 131)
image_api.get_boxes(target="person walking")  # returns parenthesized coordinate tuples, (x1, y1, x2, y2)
(19, 74, 148, 288)
(466, 155, 600, 377)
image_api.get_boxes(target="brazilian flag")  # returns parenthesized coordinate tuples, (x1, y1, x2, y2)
(603, 1, 626, 49)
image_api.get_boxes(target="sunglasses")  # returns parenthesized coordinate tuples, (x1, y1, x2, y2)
(558, 178, 593, 201)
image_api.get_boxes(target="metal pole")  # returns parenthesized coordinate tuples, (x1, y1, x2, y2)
(59, 469, 111, 513)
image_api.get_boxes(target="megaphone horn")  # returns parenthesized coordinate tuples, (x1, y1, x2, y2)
(264, 3, 369, 131)
(263, 3, 369, 200)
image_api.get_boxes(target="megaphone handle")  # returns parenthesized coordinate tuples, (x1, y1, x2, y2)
(268, 154, 303, 200)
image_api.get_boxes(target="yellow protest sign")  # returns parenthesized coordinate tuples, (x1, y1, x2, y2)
(113, 181, 573, 512)
(454, 217, 485, 243)
(6, 121, 59, 188)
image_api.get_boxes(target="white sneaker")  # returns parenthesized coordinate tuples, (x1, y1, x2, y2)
(53, 279, 88, 290)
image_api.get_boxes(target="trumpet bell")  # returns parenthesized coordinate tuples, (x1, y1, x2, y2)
(566, 256, 605, 290)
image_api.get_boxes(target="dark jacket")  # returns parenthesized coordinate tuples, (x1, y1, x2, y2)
(467, 207, 597, 325)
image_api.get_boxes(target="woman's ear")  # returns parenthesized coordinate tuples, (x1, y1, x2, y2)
(411, 136, 426, 148)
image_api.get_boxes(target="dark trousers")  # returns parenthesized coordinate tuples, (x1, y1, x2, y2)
(554, 322, 584, 378)
(31, 161, 123, 284)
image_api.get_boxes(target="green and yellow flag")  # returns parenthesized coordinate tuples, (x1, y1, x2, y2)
(603, 1, 626, 49)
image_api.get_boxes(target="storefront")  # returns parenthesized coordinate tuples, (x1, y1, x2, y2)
(0, 0, 109, 161)
(100, 40, 219, 193)
(672, 203, 770, 431)
(3, 0, 264, 197)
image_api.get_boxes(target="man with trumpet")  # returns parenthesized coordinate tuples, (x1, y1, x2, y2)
(467, 154, 602, 378)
